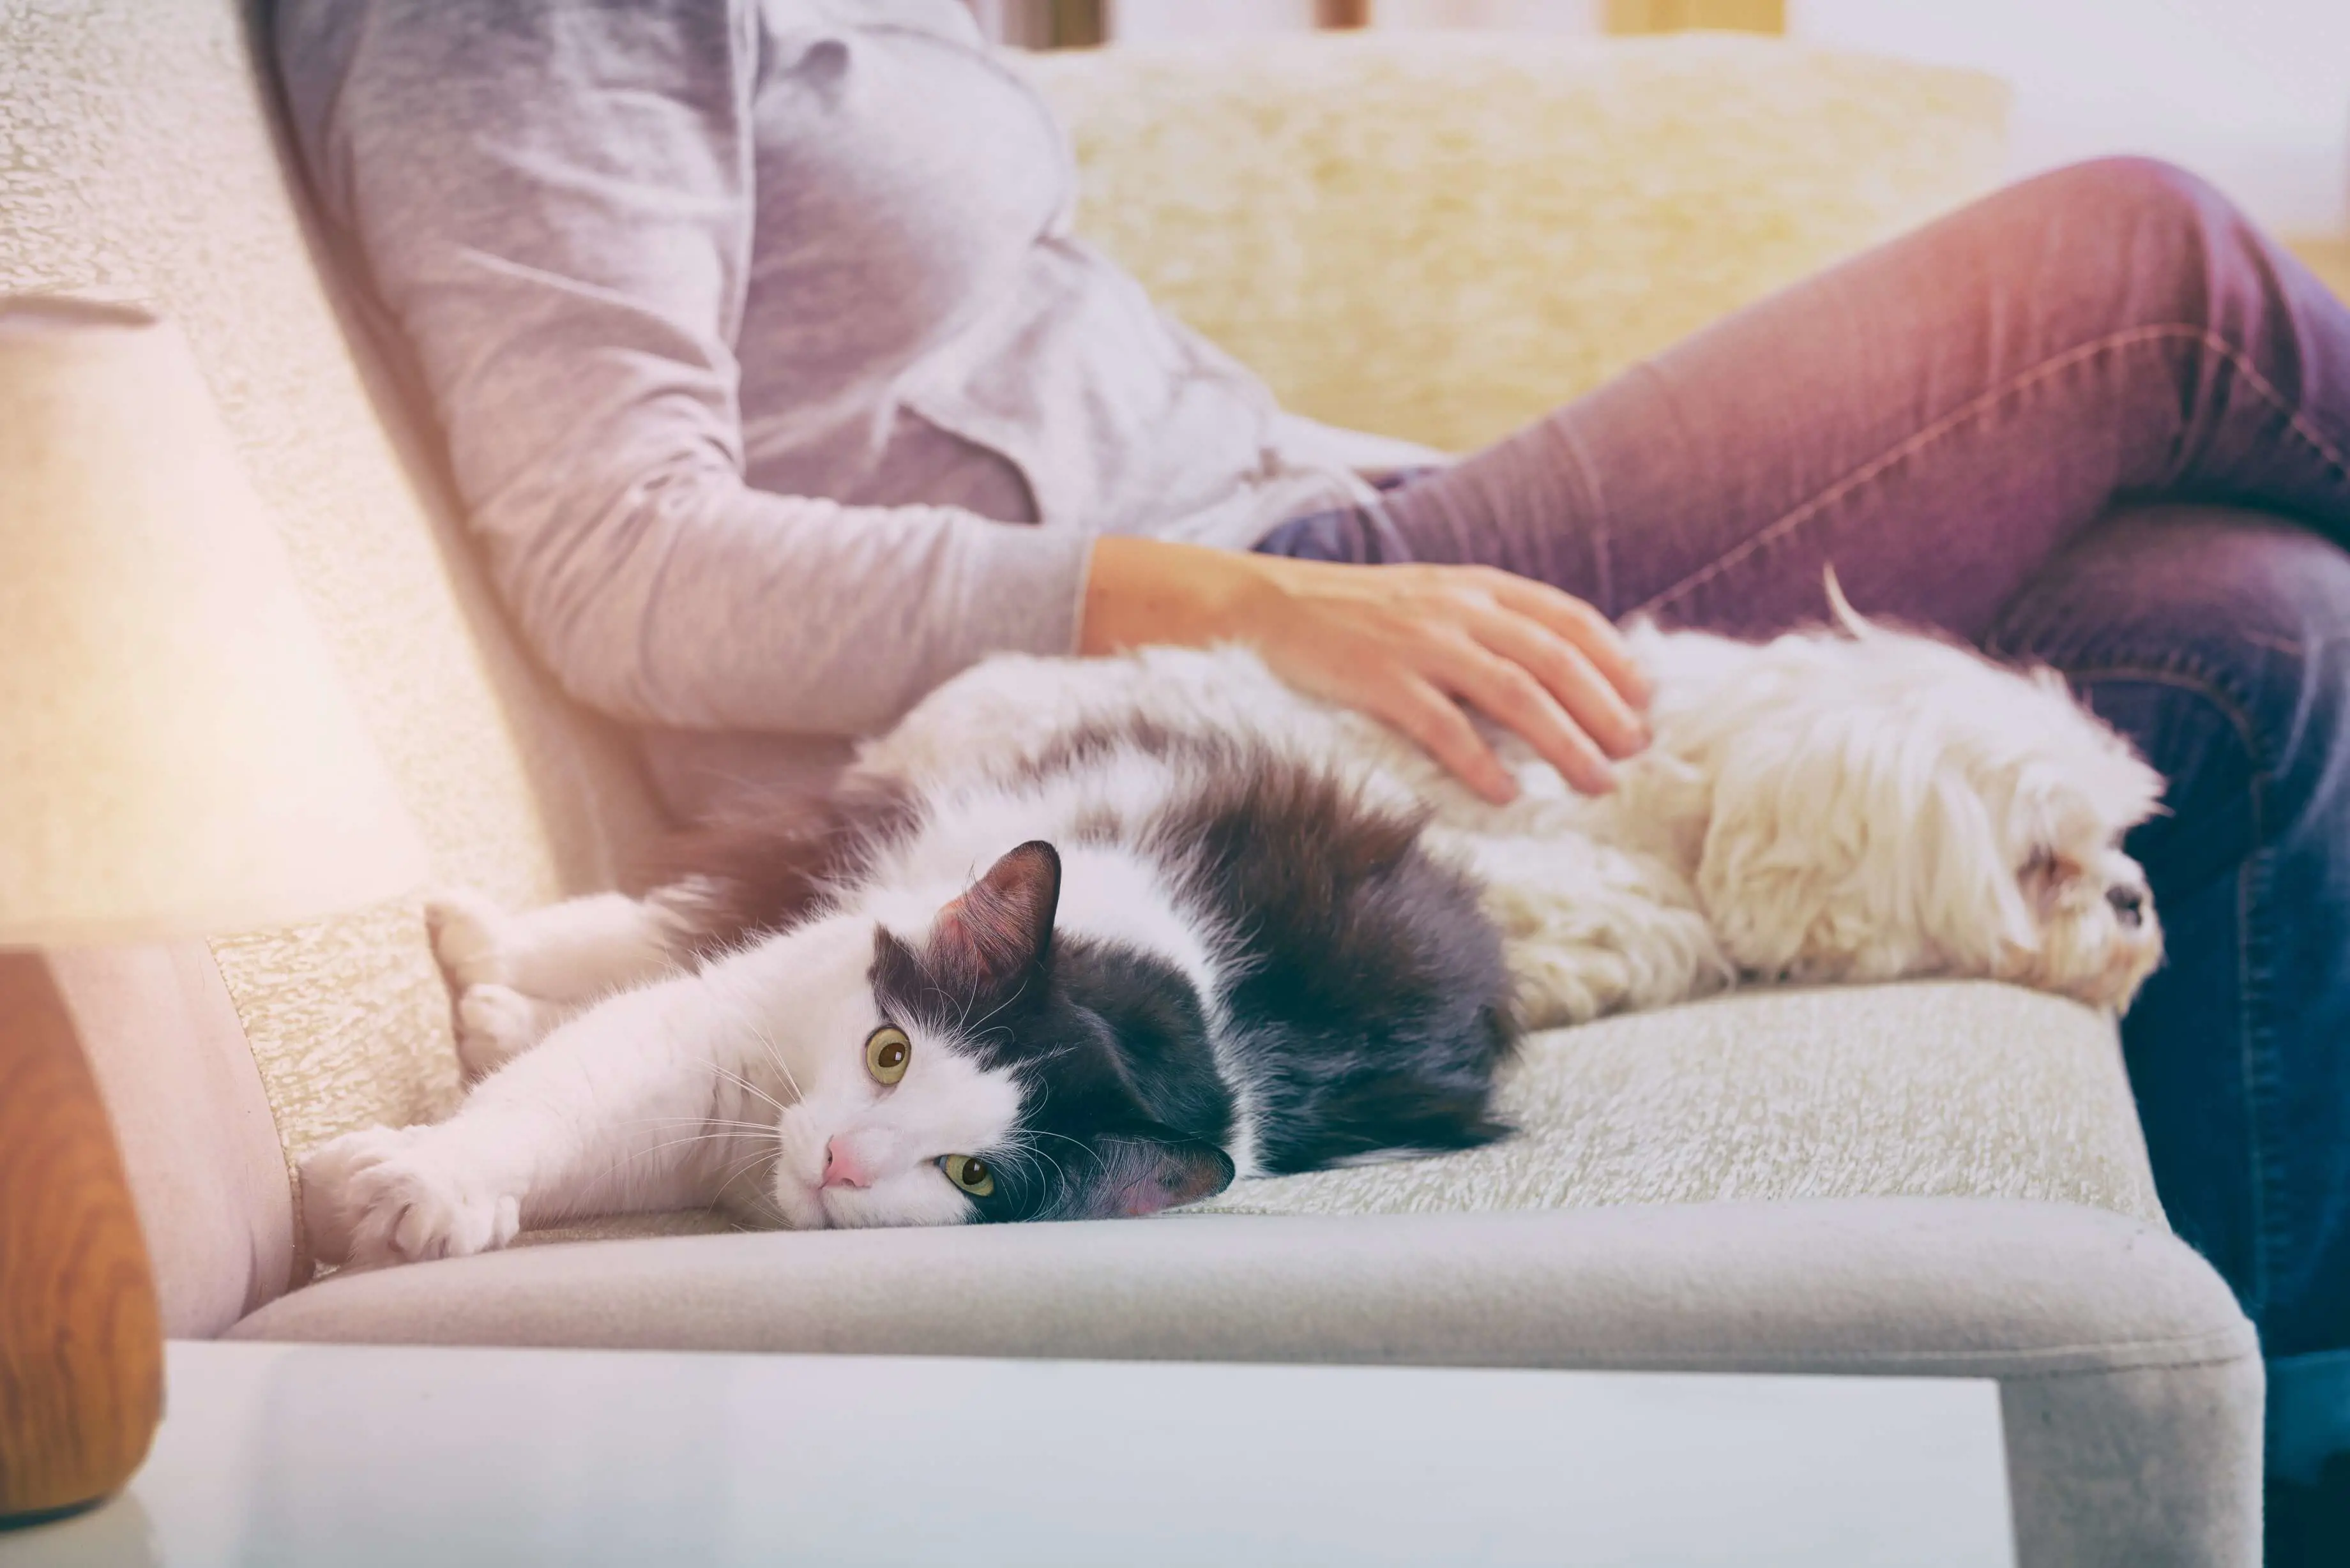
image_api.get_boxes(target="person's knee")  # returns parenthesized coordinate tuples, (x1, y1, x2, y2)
(2040, 155, 2225, 223)
(2007, 156, 2234, 322)
(1992, 506, 2350, 812)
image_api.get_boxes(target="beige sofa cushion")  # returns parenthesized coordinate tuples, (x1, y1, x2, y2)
(1210, 983, 2161, 1223)
(527, 979, 2161, 1253)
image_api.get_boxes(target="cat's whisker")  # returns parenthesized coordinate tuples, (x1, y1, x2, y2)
(596, 1120, 785, 1210)
(616, 1130, 755, 1162)
(625, 1115, 784, 1137)
(964, 973, 1031, 1039)
(990, 1133, 1063, 1187)
(710, 1060, 790, 1118)
(711, 1140, 785, 1195)
(1016, 1127, 1105, 1175)
(591, 1133, 732, 1194)
(747, 1025, 805, 1104)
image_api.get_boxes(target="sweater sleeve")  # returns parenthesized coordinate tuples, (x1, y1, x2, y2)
(275, 0, 1093, 737)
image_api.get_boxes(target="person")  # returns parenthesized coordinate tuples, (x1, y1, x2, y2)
(275, 1, 2347, 1551)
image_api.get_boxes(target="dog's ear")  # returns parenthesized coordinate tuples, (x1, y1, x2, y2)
(1697, 704, 2031, 983)
(1922, 775, 2040, 961)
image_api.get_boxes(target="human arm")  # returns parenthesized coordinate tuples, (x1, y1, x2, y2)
(275, 0, 1091, 737)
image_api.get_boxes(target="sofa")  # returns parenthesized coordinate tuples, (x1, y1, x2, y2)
(0, 3, 2263, 1562)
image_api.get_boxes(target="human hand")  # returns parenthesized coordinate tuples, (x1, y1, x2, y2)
(1079, 537, 1651, 803)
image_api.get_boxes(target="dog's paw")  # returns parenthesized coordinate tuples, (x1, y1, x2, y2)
(424, 887, 516, 991)
(299, 1125, 522, 1272)
(455, 983, 556, 1076)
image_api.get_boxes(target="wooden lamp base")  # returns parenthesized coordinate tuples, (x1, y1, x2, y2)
(0, 948, 164, 1521)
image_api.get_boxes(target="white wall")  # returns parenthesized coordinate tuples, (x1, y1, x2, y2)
(1370, 0, 1598, 33)
(1109, 0, 1321, 44)
(1790, 0, 2350, 237)
(1109, 0, 1598, 43)
(1102, 0, 2350, 238)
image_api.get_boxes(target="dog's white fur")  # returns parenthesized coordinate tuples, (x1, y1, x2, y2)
(866, 605, 2165, 1028)
(301, 601, 2164, 1269)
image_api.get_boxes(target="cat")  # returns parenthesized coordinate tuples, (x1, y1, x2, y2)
(303, 596, 2164, 1268)
(304, 722, 1520, 1267)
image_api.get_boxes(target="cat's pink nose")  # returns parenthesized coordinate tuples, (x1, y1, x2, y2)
(821, 1138, 872, 1189)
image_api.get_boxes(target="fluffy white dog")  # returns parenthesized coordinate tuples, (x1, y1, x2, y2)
(863, 585, 2167, 1029)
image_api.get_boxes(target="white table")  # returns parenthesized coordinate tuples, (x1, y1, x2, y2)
(2, 1340, 2014, 1567)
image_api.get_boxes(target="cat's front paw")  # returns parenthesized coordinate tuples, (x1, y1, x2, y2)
(455, 983, 558, 1076)
(424, 887, 516, 991)
(299, 1125, 523, 1271)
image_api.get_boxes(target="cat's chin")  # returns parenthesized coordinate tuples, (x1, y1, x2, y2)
(768, 1174, 833, 1232)
(801, 1175, 982, 1230)
(767, 1175, 967, 1230)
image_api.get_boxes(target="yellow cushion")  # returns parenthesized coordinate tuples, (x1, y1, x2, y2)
(1024, 33, 2008, 452)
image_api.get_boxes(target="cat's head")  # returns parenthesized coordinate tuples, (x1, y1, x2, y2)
(758, 841, 1235, 1230)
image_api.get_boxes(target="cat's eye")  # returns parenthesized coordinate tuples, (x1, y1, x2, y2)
(941, 1154, 995, 1197)
(865, 1025, 911, 1085)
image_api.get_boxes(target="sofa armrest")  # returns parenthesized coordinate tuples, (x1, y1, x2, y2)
(54, 943, 298, 1336)
(1022, 34, 2009, 451)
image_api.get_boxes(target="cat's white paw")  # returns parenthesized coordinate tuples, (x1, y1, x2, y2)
(455, 983, 555, 1076)
(424, 887, 515, 991)
(299, 1124, 522, 1271)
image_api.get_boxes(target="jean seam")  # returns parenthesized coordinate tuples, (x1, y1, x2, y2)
(2056, 658, 2285, 1325)
(1632, 322, 2350, 622)
(2200, 324, 2350, 485)
(2238, 840, 2286, 1329)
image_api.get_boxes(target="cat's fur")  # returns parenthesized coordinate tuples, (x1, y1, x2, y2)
(305, 602, 2165, 1268)
(307, 716, 1518, 1267)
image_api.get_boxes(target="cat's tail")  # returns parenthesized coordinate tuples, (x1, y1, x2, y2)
(641, 772, 920, 956)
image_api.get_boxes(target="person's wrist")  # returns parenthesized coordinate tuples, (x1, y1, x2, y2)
(1078, 536, 1278, 656)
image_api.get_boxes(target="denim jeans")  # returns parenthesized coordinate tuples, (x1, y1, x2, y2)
(1258, 158, 2350, 1528)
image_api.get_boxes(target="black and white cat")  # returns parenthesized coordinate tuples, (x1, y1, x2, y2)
(306, 716, 1518, 1267)
(305, 605, 2165, 1268)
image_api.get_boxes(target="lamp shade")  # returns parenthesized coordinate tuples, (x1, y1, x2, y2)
(0, 296, 427, 946)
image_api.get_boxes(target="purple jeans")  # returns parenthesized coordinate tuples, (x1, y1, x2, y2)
(1259, 158, 2350, 1522)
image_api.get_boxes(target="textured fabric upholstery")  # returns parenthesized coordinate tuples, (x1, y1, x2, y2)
(1209, 983, 2163, 1223)
(233, 1200, 2261, 1568)
(1021, 33, 2008, 453)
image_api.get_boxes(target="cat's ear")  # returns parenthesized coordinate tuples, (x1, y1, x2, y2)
(1073, 1130, 1234, 1219)
(928, 840, 1061, 1001)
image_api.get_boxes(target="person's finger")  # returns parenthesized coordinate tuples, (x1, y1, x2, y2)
(1467, 607, 1649, 760)
(1476, 571, 1653, 710)
(1425, 637, 1617, 796)
(1361, 671, 1518, 804)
